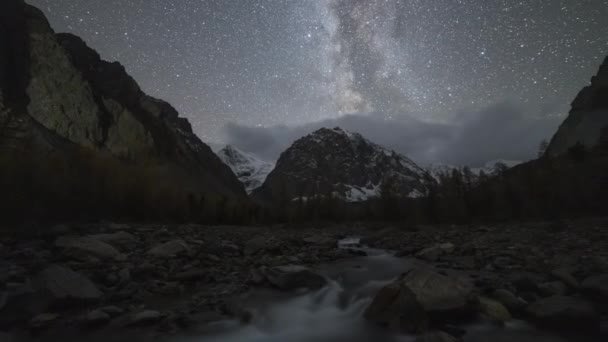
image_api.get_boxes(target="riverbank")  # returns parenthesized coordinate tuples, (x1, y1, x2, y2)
(1, 219, 607, 341)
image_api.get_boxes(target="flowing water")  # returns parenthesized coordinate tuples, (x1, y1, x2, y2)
(173, 238, 603, 342)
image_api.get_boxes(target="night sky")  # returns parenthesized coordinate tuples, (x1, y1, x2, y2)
(27, 0, 608, 163)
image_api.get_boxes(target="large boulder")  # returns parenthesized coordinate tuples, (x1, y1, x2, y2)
(36, 265, 102, 303)
(55, 236, 126, 261)
(477, 296, 511, 324)
(365, 268, 477, 334)
(364, 280, 428, 333)
(491, 289, 527, 313)
(581, 274, 608, 304)
(526, 296, 599, 330)
(401, 268, 477, 321)
(259, 265, 326, 291)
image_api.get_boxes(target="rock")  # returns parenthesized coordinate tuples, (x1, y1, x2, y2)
(100, 305, 124, 316)
(118, 268, 131, 284)
(88, 231, 137, 249)
(401, 268, 477, 321)
(29, 313, 59, 330)
(0, 332, 14, 342)
(260, 265, 326, 291)
(581, 274, 608, 303)
(538, 281, 568, 297)
(477, 297, 511, 324)
(526, 296, 599, 330)
(249, 268, 265, 284)
(174, 268, 206, 281)
(511, 273, 542, 294)
(416, 243, 455, 262)
(35, 264, 102, 306)
(0, 284, 53, 327)
(416, 246, 442, 262)
(414, 331, 460, 342)
(302, 236, 337, 248)
(244, 236, 280, 256)
(551, 268, 579, 289)
(108, 223, 131, 231)
(137, 262, 156, 274)
(491, 289, 527, 312)
(82, 309, 110, 326)
(123, 310, 163, 327)
(55, 236, 126, 261)
(364, 280, 428, 333)
(147, 239, 189, 258)
(439, 243, 455, 254)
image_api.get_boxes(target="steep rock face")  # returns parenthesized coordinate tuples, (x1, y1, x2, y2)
(0, 0, 245, 199)
(253, 127, 432, 202)
(216, 145, 274, 194)
(547, 57, 608, 155)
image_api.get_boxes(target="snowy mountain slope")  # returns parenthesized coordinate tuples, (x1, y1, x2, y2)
(216, 145, 274, 193)
(253, 127, 433, 203)
(429, 159, 523, 181)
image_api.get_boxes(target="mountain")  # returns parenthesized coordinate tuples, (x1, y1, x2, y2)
(547, 57, 608, 155)
(253, 127, 432, 203)
(0, 0, 246, 220)
(216, 145, 274, 193)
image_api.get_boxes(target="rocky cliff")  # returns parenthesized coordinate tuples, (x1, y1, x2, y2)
(0, 0, 246, 205)
(547, 57, 608, 155)
(253, 127, 432, 203)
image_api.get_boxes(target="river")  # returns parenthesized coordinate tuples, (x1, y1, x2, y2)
(170, 237, 601, 342)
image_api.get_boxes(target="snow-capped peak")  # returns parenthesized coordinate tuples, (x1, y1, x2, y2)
(255, 127, 433, 203)
(216, 145, 274, 194)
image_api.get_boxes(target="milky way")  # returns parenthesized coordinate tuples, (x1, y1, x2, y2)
(27, 0, 608, 144)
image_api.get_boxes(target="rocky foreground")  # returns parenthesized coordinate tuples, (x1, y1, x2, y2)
(0, 219, 607, 341)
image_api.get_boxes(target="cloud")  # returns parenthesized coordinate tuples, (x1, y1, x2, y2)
(221, 101, 562, 167)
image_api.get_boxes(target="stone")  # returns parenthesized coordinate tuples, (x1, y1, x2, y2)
(364, 280, 428, 333)
(414, 331, 460, 342)
(491, 289, 527, 312)
(511, 273, 542, 294)
(88, 231, 137, 249)
(581, 274, 608, 303)
(100, 305, 124, 316)
(416, 246, 442, 262)
(439, 243, 456, 254)
(401, 268, 477, 321)
(55, 236, 126, 261)
(174, 268, 206, 281)
(108, 223, 131, 231)
(260, 265, 326, 291)
(118, 268, 131, 284)
(147, 239, 189, 258)
(538, 281, 568, 297)
(302, 236, 337, 248)
(124, 310, 163, 327)
(526, 296, 599, 330)
(477, 297, 511, 323)
(29, 313, 59, 330)
(551, 268, 579, 289)
(244, 236, 280, 256)
(416, 243, 455, 262)
(35, 264, 102, 306)
(82, 309, 110, 326)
